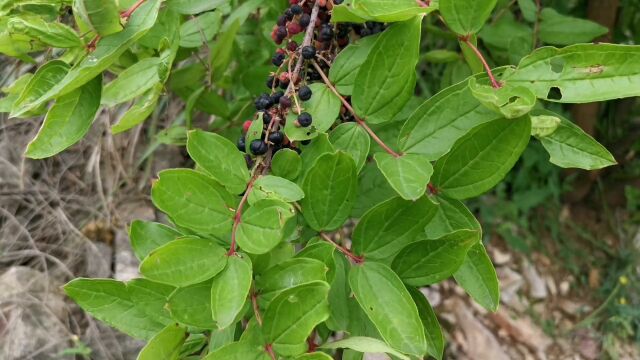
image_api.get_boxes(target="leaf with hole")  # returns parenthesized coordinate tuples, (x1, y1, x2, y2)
(469, 77, 537, 119)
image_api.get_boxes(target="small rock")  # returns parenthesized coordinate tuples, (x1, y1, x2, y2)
(497, 267, 525, 309)
(420, 287, 441, 308)
(545, 276, 558, 297)
(490, 247, 513, 265)
(559, 280, 571, 296)
(522, 259, 548, 300)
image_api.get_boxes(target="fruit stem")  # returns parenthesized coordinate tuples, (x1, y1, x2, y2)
(460, 37, 502, 89)
(285, 1, 321, 97)
(310, 61, 402, 158)
(319, 232, 364, 264)
(121, 0, 147, 20)
(228, 174, 259, 256)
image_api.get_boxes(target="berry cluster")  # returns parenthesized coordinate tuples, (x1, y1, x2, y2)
(237, 0, 386, 162)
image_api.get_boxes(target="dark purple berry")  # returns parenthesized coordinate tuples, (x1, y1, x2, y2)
(284, 8, 294, 21)
(301, 45, 316, 60)
(290, 4, 303, 15)
(298, 112, 312, 127)
(268, 131, 284, 145)
(272, 53, 286, 66)
(266, 76, 279, 89)
(262, 111, 272, 124)
(299, 13, 311, 27)
(250, 140, 268, 155)
(276, 26, 288, 39)
(320, 25, 334, 41)
(255, 94, 273, 110)
(279, 96, 292, 108)
(237, 136, 246, 151)
(277, 15, 287, 26)
(271, 91, 285, 104)
(298, 86, 312, 101)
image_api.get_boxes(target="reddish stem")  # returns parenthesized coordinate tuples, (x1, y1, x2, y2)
(461, 37, 502, 89)
(427, 183, 438, 195)
(416, 0, 431, 7)
(265, 344, 277, 360)
(307, 332, 318, 352)
(228, 176, 258, 255)
(121, 0, 147, 19)
(251, 291, 263, 325)
(311, 61, 402, 158)
(319, 232, 364, 264)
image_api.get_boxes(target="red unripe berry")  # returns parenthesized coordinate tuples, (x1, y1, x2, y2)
(289, 0, 299, 4)
(276, 48, 286, 55)
(318, 0, 327, 6)
(279, 72, 290, 84)
(287, 41, 298, 52)
(287, 22, 302, 36)
(242, 120, 252, 133)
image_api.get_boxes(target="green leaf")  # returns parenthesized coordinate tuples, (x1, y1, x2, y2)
(332, 2, 373, 23)
(300, 133, 336, 174)
(137, 323, 186, 360)
(517, 0, 537, 22)
(424, 49, 461, 63)
(530, 114, 561, 137)
(168, 0, 227, 14)
(439, 0, 497, 35)
(211, 20, 241, 81)
(399, 76, 502, 159)
(469, 77, 537, 119)
(210, 254, 252, 329)
(111, 83, 163, 134)
(351, 0, 435, 22)
(320, 336, 410, 360)
(329, 34, 379, 95)
(244, 117, 264, 152)
(534, 110, 616, 170)
(7, 15, 82, 48)
(408, 288, 444, 360)
(179, 11, 222, 48)
(151, 169, 236, 237)
(351, 196, 437, 259)
(284, 83, 342, 141)
(539, 8, 608, 45)
(236, 200, 296, 255)
(127, 278, 174, 325)
(351, 162, 397, 218)
(352, 17, 420, 124)
(329, 122, 370, 172)
(301, 152, 358, 231)
(187, 130, 250, 195)
(424, 196, 481, 239)
(294, 352, 333, 360)
(326, 252, 350, 331)
(202, 341, 270, 360)
(256, 258, 328, 303)
(129, 220, 182, 260)
(454, 243, 500, 312)
(140, 237, 227, 287)
(271, 149, 302, 181)
(374, 153, 434, 200)
(64, 278, 165, 339)
(432, 116, 531, 199)
(73, 0, 123, 36)
(504, 44, 640, 103)
(101, 57, 162, 107)
(11, 0, 161, 117)
(263, 281, 331, 356)
(349, 262, 427, 356)
(167, 281, 215, 328)
(11, 60, 69, 117)
(392, 230, 479, 286)
(248, 175, 305, 205)
(25, 74, 101, 159)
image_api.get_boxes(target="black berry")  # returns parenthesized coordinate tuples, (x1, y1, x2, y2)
(271, 91, 285, 104)
(301, 45, 316, 60)
(237, 137, 246, 151)
(268, 131, 284, 145)
(277, 15, 287, 26)
(250, 140, 268, 155)
(284, 9, 294, 21)
(320, 25, 334, 41)
(266, 76, 279, 89)
(279, 96, 292, 108)
(255, 94, 273, 110)
(290, 4, 303, 15)
(298, 86, 312, 101)
(262, 111, 272, 124)
(298, 112, 313, 127)
(272, 53, 286, 66)
(299, 13, 311, 27)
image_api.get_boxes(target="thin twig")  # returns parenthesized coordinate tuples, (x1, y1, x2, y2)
(228, 174, 259, 255)
(285, 2, 321, 97)
(121, 0, 147, 19)
(310, 61, 402, 158)
(319, 232, 364, 264)
(460, 37, 502, 88)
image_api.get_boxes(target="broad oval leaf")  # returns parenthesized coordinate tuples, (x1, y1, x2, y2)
(399, 76, 502, 159)
(329, 34, 379, 95)
(534, 110, 616, 170)
(284, 83, 342, 141)
(300, 133, 336, 174)
(25, 74, 102, 159)
(439, 0, 497, 35)
(424, 196, 481, 239)
(263, 281, 331, 356)
(349, 262, 427, 357)
(187, 130, 250, 195)
(432, 116, 531, 199)
(73, 0, 123, 36)
(352, 17, 421, 124)
(351, 196, 437, 259)
(236, 199, 296, 255)
(11, 0, 161, 117)
(351, 0, 435, 22)
(101, 57, 162, 107)
(256, 258, 328, 303)
(454, 243, 500, 312)
(329, 122, 371, 172)
(127, 278, 174, 325)
(64, 278, 165, 339)
(300, 152, 358, 231)
(151, 169, 236, 237)
(374, 153, 434, 200)
(539, 8, 608, 45)
(248, 175, 305, 205)
(202, 341, 270, 360)
(504, 44, 640, 103)
(271, 149, 302, 181)
(210, 254, 252, 329)
(11, 60, 69, 117)
(140, 237, 227, 287)
(137, 323, 186, 360)
(408, 287, 445, 360)
(179, 11, 222, 48)
(320, 336, 410, 360)
(111, 83, 163, 134)
(167, 280, 216, 328)
(7, 15, 82, 48)
(391, 230, 479, 286)
(129, 220, 182, 261)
